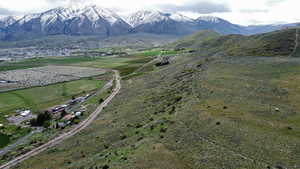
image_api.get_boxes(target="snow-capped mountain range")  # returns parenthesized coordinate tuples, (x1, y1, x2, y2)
(0, 5, 299, 40)
(0, 16, 20, 29)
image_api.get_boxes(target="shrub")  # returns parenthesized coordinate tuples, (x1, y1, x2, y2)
(102, 165, 109, 169)
(135, 124, 143, 128)
(120, 135, 127, 140)
(99, 98, 104, 104)
(160, 128, 167, 133)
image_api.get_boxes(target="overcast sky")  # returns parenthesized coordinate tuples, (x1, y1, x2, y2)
(0, 0, 299, 25)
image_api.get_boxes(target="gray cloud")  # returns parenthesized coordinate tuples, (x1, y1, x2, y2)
(45, 0, 92, 5)
(240, 9, 268, 13)
(266, 0, 286, 6)
(158, 1, 231, 14)
(0, 8, 15, 15)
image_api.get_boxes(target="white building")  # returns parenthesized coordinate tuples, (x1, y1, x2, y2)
(20, 110, 31, 117)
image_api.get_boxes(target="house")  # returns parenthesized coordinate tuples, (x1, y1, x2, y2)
(20, 110, 31, 117)
(51, 105, 67, 114)
(52, 111, 63, 119)
(61, 105, 68, 108)
(63, 114, 76, 121)
(75, 112, 82, 117)
(68, 97, 85, 105)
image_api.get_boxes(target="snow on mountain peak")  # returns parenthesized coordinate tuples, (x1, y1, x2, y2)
(126, 10, 193, 27)
(126, 10, 168, 27)
(0, 16, 20, 27)
(170, 13, 193, 22)
(16, 4, 124, 29)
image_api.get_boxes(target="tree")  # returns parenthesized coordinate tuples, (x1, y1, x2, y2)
(60, 110, 67, 118)
(30, 111, 52, 127)
(99, 98, 104, 104)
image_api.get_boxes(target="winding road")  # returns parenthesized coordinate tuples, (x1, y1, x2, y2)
(0, 70, 121, 169)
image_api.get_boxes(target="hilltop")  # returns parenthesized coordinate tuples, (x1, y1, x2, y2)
(174, 28, 299, 57)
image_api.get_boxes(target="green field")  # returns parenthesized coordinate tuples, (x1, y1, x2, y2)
(0, 78, 105, 121)
(70, 55, 154, 76)
(0, 51, 159, 77)
(137, 50, 179, 57)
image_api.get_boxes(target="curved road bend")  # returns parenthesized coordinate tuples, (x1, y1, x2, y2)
(0, 70, 121, 169)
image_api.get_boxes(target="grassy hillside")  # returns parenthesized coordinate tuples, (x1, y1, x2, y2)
(171, 30, 220, 49)
(174, 28, 297, 57)
(13, 52, 300, 169)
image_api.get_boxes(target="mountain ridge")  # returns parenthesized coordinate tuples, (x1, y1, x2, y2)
(0, 5, 299, 40)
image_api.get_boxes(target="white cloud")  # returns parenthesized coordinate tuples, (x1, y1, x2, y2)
(0, 0, 299, 25)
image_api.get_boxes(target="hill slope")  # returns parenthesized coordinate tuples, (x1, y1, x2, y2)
(171, 30, 221, 49)
(10, 29, 300, 169)
(175, 28, 298, 57)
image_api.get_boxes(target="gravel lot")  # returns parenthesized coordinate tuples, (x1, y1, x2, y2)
(0, 66, 106, 92)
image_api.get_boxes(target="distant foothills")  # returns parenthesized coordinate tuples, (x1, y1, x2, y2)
(0, 4, 299, 41)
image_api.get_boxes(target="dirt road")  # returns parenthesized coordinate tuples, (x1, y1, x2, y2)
(289, 28, 299, 57)
(0, 70, 121, 169)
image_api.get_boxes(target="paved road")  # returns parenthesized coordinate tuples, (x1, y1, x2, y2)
(0, 70, 121, 169)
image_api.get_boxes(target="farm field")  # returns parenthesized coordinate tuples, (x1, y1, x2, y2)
(0, 77, 106, 120)
(0, 49, 172, 77)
